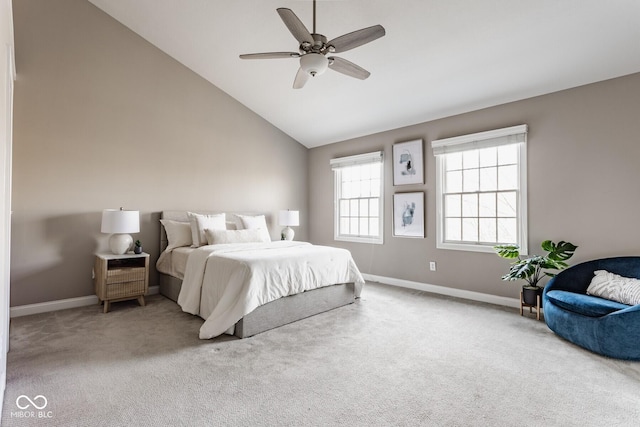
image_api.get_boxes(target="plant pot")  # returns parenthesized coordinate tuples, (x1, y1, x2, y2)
(522, 286, 543, 307)
(134, 246, 142, 254)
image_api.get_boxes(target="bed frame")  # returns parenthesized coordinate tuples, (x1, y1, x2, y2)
(158, 211, 356, 338)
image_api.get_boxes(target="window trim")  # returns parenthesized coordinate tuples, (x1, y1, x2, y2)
(432, 125, 528, 254)
(331, 151, 384, 244)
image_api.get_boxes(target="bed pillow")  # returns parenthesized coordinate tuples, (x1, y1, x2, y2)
(234, 214, 266, 229)
(160, 219, 192, 251)
(187, 212, 226, 247)
(228, 213, 244, 230)
(205, 228, 271, 245)
(234, 214, 271, 241)
(586, 270, 640, 306)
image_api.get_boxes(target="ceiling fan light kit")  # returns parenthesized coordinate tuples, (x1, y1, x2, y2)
(300, 53, 328, 77)
(239, 0, 385, 89)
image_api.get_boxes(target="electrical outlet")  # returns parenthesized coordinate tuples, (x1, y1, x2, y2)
(429, 261, 436, 271)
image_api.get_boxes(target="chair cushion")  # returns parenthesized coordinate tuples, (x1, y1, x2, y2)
(546, 290, 631, 318)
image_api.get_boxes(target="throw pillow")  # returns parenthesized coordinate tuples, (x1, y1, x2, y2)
(205, 228, 271, 245)
(586, 270, 640, 306)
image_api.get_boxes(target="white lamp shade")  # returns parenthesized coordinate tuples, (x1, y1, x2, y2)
(101, 209, 140, 234)
(101, 209, 139, 255)
(279, 210, 300, 227)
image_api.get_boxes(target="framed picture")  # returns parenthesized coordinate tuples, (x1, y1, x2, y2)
(393, 192, 425, 238)
(393, 139, 424, 185)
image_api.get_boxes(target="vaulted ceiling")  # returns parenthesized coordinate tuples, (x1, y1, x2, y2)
(88, 0, 640, 148)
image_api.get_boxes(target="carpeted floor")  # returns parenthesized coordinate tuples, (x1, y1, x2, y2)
(2, 282, 640, 426)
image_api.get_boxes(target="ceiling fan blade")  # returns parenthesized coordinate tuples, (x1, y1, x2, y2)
(277, 8, 314, 45)
(327, 25, 386, 53)
(239, 52, 300, 60)
(293, 68, 310, 89)
(328, 57, 371, 80)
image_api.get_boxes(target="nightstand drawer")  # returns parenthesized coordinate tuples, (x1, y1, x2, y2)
(106, 267, 146, 284)
(106, 280, 146, 299)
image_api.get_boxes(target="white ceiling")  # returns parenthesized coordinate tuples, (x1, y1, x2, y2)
(88, 0, 640, 148)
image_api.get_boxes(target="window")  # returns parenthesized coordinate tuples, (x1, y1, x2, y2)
(331, 151, 384, 244)
(432, 125, 528, 254)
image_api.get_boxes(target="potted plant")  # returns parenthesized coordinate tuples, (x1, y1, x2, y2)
(494, 240, 578, 306)
(134, 240, 143, 254)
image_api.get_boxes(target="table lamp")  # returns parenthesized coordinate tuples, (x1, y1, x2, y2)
(101, 208, 140, 255)
(279, 210, 299, 241)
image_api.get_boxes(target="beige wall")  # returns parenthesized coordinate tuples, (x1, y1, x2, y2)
(11, 0, 308, 306)
(11, 0, 640, 308)
(309, 72, 640, 300)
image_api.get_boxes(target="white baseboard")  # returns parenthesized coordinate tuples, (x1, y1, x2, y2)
(10, 286, 160, 318)
(363, 274, 521, 309)
(10, 278, 520, 318)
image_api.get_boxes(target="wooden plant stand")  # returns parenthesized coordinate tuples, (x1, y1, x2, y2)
(520, 290, 542, 321)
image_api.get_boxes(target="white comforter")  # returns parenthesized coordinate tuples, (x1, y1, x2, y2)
(177, 241, 365, 339)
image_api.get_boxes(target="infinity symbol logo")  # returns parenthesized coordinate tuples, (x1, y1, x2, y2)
(16, 395, 48, 410)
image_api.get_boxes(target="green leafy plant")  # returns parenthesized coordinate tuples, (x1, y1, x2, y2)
(135, 240, 142, 248)
(494, 240, 578, 289)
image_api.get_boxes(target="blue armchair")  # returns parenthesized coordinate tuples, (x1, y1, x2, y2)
(542, 257, 640, 360)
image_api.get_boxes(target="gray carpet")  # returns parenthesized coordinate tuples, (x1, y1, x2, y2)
(2, 283, 640, 426)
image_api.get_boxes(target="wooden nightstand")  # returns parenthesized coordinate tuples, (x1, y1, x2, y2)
(94, 252, 149, 313)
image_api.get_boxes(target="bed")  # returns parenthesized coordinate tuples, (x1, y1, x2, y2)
(156, 211, 364, 339)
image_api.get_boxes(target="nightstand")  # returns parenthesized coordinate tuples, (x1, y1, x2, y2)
(94, 252, 149, 313)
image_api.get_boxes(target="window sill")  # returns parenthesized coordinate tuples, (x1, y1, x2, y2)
(437, 241, 528, 255)
(436, 241, 497, 254)
(335, 236, 384, 245)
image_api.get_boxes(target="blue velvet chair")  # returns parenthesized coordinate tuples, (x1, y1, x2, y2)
(542, 257, 640, 360)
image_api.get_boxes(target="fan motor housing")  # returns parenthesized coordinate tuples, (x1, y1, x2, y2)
(301, 33, 328, 53)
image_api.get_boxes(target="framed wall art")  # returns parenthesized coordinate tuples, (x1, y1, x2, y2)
(393, 139, 424, 186)
(393, 192, 425, 238)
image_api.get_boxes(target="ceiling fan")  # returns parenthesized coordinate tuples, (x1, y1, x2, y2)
(239, 0, 386, 89)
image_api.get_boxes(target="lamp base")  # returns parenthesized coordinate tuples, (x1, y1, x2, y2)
(109, 233, 133, 255)
(281, 227, 295, 241)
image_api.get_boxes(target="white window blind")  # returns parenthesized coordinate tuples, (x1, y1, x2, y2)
(330, 151, 383, 169)
(432, 125, 527, 155)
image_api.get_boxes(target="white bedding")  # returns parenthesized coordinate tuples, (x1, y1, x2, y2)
(156, 247, 194, 280)
(177, 241, 365, 339)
